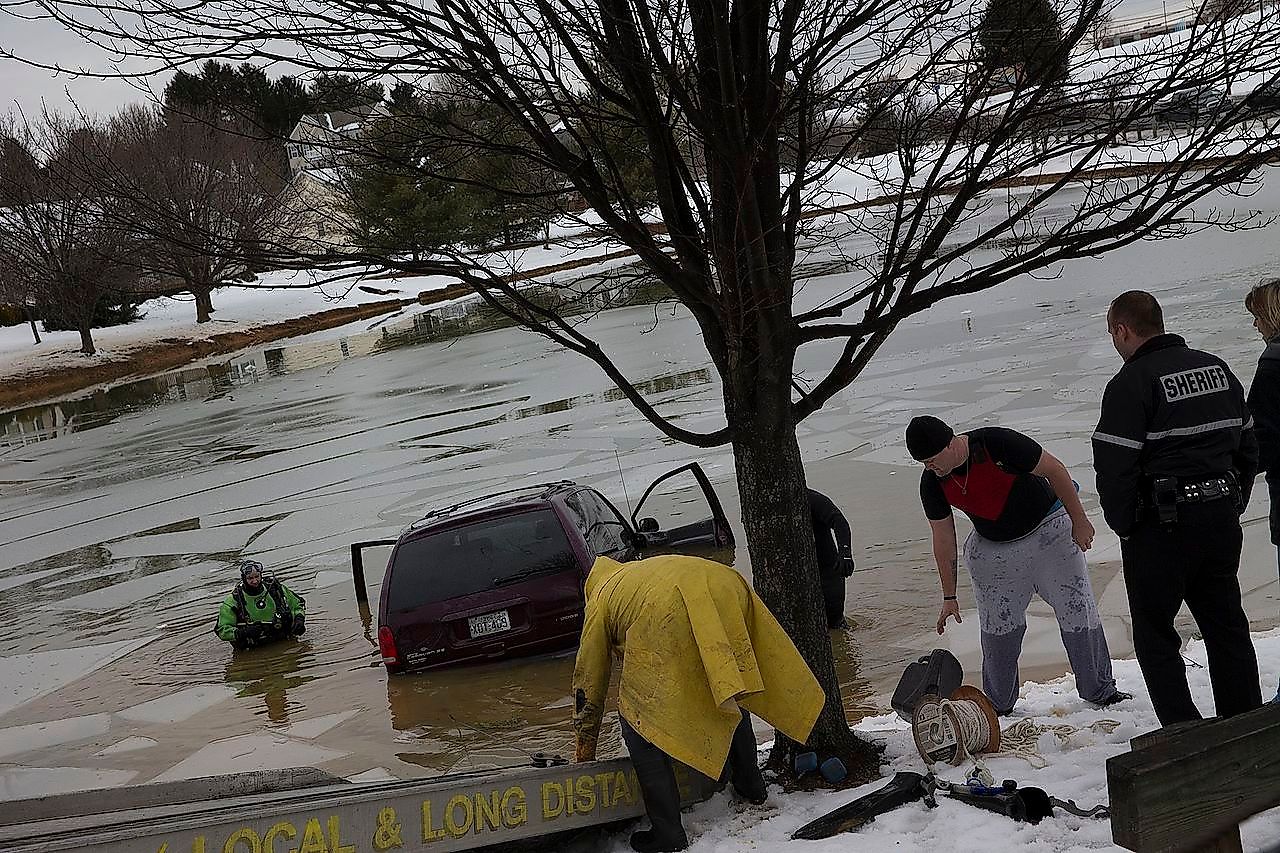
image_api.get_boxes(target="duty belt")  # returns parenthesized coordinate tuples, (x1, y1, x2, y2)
(1142, 473, 1238, 525)
(1174, 475, 1236, 504)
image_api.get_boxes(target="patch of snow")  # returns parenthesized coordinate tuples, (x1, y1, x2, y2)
(600, 630, 1280, 853)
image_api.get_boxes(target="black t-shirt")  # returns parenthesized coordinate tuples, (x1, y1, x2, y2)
(919, 427, 1058, 542)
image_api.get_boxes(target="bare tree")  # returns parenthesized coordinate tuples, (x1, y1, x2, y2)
(102, 104, 288, 323)
(1087, 7, 1114, 50)
(0, 114, 141, 355)
(0, 126, 43, 343)
(10, 0, 1280, 770)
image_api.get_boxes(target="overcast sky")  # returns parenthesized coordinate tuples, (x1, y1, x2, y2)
(2, 0, 1197, 122)
(1, 16, 172, 120)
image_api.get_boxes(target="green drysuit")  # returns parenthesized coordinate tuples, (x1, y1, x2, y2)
(215, 579, 306, 647)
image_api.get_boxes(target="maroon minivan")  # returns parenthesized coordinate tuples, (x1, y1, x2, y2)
(371, 463, 734, 673)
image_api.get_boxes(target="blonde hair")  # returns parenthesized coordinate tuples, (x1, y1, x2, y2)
(1245, 278, 1280, 340)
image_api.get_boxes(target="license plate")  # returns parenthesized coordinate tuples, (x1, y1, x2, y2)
(467, 610, 512, 638)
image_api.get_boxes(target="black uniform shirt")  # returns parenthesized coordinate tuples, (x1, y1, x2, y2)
(919, 427, 1058, 542)
(808, 489, 852, 576)
(1092, 334, 1258, 535)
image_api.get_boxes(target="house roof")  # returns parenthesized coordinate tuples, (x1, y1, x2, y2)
(300, 102, 383, 133)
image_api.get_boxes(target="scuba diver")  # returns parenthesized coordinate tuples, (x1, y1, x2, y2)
(808, 488, 856, 629)
(215, 560, 307, 650)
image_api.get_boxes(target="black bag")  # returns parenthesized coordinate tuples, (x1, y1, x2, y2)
(891, 649, 963, 721)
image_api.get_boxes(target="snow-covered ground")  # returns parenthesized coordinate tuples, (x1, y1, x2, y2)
(618, 630, 1280, 853)
(0, 271, 423, 386)
(0, 235, 641, 391)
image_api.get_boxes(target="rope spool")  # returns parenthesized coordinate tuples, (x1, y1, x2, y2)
(911, 685, 1001, 767)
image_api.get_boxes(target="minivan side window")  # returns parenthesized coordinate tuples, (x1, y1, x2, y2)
(566, 490, 631, 558)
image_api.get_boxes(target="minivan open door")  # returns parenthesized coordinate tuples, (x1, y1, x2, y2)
(630, 463, 735, 551)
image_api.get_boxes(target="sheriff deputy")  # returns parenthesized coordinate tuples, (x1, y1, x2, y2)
(1092, 290, 1263, 726)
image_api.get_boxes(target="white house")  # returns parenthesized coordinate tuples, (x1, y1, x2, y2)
(285, 102, 389, 175)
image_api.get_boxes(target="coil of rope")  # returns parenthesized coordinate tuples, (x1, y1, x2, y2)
(994, 718, 1123, 769)
(911, 687, 1001, 768)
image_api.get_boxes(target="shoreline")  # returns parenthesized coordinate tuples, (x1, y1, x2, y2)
(0, 300, 405, 412)
(0, 248, 639, 413)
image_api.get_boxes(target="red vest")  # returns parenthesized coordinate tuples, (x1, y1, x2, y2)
(940, 445, 1017, 521)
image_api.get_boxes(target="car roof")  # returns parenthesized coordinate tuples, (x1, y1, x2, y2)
(403, 480, 581, 535)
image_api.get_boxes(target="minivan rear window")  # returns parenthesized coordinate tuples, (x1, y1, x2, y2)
(387, 509, 577, 610)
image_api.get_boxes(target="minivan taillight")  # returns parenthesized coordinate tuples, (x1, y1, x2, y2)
(378, 625, 399, 666)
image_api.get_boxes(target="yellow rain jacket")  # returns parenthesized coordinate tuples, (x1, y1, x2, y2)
(572, 555, 825, 779)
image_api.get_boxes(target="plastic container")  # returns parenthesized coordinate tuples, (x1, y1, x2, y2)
(819, 757, 847, 783)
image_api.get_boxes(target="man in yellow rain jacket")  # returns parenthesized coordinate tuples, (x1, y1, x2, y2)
(573, 555, 825, 852)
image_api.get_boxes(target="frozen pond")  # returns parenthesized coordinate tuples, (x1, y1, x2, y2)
(3, 175, 1280, 798)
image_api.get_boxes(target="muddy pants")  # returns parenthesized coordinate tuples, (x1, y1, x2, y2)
(620, 709, 765, 848)
(964, 507, 1117, 715)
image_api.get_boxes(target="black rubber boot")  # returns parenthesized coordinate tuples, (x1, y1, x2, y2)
(621, 719, 689, 852)
(725, 710, 767, 804)
(629, 829, 689, 853)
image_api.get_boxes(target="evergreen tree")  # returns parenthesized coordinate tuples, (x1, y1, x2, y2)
(0, 135, 40, 205)
(574, 62, 658, 208)
(343, 88, 558, 255)
(256, 75, 312, 138)
(386, 81, 422, 117)
(344, 107, 474, 259)
(164, 60, 312, 138)
(308, 73, 385, 113)
(977, 0, 1070, 87)
(446, 98, 559, 247)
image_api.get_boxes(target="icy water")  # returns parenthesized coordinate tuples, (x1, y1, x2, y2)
(3, 178, 1280, 797)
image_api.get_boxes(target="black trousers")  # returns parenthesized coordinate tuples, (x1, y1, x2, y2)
(1120, 500, 1262, 726)
(819, 566, 846, 628)
(620, 709, 765, 845)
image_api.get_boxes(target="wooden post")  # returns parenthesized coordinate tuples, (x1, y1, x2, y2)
(25, 304, 40, 344)
(1107, 704, 1280, 852)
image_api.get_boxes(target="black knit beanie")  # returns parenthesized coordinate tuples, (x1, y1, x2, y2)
(905, 415, 954, 461)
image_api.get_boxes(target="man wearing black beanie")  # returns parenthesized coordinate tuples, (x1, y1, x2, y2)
(906, 415, 1128, 715)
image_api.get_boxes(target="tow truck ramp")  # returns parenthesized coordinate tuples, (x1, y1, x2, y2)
(0, 759, 719, 853)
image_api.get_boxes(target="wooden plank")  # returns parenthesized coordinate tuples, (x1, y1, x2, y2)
(1108, 704, 1280, 852)
(1127, 719, 1207, 753)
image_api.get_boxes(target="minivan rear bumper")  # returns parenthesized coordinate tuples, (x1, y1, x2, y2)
(386, 626, 581, 673)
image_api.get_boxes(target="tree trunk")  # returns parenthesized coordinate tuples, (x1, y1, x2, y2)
(194, 286, 214, 324)
(26, 306, 40, 344)
(729, 382, 881, 780)
(78, 323, 95, 355)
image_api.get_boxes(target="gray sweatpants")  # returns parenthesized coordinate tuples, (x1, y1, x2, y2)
(963, 507, 1117, 714)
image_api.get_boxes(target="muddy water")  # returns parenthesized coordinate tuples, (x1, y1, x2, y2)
(4, 179, 1280, 796)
